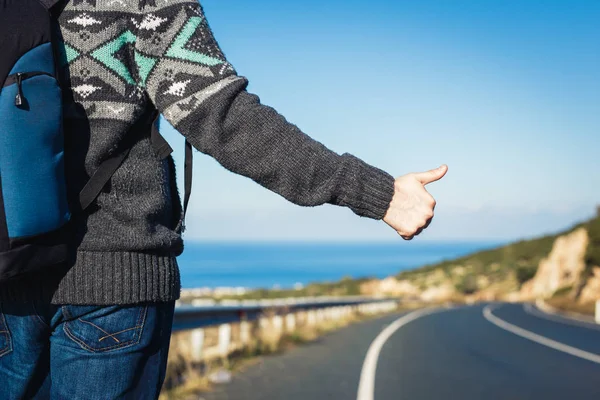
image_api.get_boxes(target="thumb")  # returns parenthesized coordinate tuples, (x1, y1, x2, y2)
(414, 165, 448, 185)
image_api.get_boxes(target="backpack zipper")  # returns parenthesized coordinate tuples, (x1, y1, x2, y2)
(3, 71, 56, 107)
(15, 73, 25, 106)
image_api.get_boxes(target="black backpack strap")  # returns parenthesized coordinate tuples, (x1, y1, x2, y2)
(183, 139, 193, 225)
(81, 110, 194, 230)
(79, 108, 158, 211)
(150, 116, 174, 159)
(150, 117, 194, 231)
(150, 117, 193, 231)
(79, 147, 132, 211)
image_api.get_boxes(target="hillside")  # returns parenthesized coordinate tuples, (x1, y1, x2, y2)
(361, 210, 600, 307)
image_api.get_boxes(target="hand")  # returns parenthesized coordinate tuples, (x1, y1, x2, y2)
(383, 165, 448, 240)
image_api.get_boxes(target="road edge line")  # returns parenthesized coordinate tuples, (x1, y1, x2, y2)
(483, 304, 600, 365)
(356, 307, 448, 400)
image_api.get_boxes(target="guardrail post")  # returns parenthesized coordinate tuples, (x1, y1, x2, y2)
(286, 313, 296, 332)
(298, 311, 306, 327)
(596, 300, 600, 324)
(218, 324, 231, 357)
(191, 328, 204, 362)
(259, 316, 270, 330)
(273, 315, 284, 333)
(241, 321, 251, 345)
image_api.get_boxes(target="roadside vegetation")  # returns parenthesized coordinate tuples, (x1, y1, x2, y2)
(397, 233, 557, 295)
(585, 214, 600, 274)
(546, 292, 596, 316)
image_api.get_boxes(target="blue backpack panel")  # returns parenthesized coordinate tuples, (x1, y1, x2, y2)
(0, 0, 71, 281)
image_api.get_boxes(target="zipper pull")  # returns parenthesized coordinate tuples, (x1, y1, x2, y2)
(15, 73, 24, 107)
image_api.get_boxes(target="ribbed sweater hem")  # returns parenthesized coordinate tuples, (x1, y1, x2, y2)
(0, 251, 181, 305)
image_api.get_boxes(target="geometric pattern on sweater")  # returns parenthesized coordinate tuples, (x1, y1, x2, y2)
(57, 0, 236, 121)
(134, 2, 236, 115)
(161, 75, 242, 125)
(91, 30, 138, 85)
(91, 31, 136, 85)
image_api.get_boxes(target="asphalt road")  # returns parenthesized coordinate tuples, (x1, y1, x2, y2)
(202, 303, 600, 400)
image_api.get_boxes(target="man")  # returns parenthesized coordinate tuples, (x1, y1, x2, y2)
(0, 0, 447, 398)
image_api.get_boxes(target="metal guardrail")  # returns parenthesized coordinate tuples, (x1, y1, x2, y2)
(172, 297, 400, 332)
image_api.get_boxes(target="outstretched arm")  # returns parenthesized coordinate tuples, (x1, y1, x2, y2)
(134, 1, 394, 220)
(134, 1, 444, 236)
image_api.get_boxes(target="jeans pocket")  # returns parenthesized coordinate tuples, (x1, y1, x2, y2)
(62, 304, 148, 353)
(0, 306, 12, 358)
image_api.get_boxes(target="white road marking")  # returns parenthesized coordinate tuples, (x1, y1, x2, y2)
(356, 307, 448, 400)
(523, 303, 600, 331)
(483, 305, 600, 365)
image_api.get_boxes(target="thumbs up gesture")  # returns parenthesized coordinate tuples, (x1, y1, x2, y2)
(383, 165, 448, 240)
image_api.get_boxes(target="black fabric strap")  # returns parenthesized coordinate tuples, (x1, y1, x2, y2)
(79, 110, 194, 231)
(183, 139, 193, 219)
(79, 109, 158, 211)
(150, 115, 174, 160)
(149, 115, 192, 224)
(79, 147, 132, 211)
(150, 123, 194, 231)
(150, 115, 193, 223)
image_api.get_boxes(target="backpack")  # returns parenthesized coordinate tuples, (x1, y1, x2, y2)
(0, 0, 193, 283)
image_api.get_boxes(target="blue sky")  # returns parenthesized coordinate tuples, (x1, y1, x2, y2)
(160, 0, 600, 242)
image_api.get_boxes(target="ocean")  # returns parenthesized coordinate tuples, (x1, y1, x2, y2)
(177, 241, 502, 289)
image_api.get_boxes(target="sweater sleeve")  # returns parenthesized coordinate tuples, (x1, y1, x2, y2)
(133, 0, 395, 219)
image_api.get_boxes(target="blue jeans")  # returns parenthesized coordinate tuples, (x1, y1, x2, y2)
(0, 300, 175, 399)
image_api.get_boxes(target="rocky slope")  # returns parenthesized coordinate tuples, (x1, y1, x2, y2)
(520, 228, 588, 300)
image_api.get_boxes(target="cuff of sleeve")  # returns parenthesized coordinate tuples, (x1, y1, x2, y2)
(337, 154, 396, 220)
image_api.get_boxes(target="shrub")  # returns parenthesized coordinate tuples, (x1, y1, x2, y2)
(515, 265, 537, 285)
(455, 274, 478, 294)
(585, 216, 600, 267)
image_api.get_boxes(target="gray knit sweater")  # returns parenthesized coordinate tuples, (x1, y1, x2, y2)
(0, 0, 395, 305)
